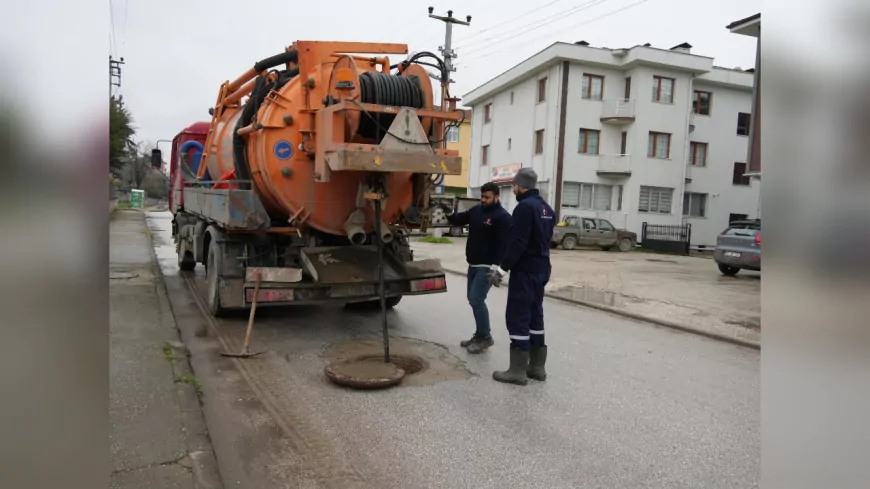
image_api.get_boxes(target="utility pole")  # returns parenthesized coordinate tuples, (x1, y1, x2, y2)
(428, 6, 471, 155)
(110, 55, 125, 98)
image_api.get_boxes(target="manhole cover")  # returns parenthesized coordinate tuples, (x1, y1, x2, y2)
(110, 272, 139, 280)
(325, 356, 406, 389)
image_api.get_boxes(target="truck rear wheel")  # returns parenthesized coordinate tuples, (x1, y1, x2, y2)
(206, 243, 228, 317)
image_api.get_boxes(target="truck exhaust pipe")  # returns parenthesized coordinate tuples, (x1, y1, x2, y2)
(344, 210, 367, 245)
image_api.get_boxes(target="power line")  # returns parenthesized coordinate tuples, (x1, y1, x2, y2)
(452, 0, 570, 47)
(458, 0, 611, 56)
(122, 0, 129, 50)
(108, 0, 118, 57)
(456, 0, 651, 67)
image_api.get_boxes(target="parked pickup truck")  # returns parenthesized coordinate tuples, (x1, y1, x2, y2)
(552, 216, 636, 252)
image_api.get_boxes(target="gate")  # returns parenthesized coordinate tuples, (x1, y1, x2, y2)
(641, 222, 692, 255)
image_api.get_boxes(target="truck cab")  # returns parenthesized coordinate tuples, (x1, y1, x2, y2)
(553, 216, 636, 252)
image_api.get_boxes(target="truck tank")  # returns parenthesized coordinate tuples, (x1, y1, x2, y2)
(198, 41, 457, 240)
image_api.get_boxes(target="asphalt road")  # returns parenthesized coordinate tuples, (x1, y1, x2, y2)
(147, 211, 759, 489)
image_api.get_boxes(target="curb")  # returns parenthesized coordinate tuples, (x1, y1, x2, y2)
(440, 267, 760, 351)
(146, 216, 226, 489)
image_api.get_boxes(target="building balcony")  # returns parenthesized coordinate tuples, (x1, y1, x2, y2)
(685, 163, 693, 182)
(600, 99, 636, 124)
(597, 154, 632, 176)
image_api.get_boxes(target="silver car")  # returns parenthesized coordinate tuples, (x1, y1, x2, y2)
(714, 220, 761, 275)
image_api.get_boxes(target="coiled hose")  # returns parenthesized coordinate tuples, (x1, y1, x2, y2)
(357, 72, 426, 141)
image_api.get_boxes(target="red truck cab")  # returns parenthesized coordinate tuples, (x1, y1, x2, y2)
(169, 122, 210, 214)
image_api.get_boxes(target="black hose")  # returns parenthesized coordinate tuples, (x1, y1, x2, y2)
(232, 67, 299, 184)
(253, 50, 298, 73)
(357, 72, 426, 141)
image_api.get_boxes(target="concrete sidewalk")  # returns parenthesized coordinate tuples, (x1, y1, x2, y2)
(412, 237, 760, 348)
(110, 210, 223, 488)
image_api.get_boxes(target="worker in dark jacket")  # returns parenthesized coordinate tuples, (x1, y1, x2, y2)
(488, 168, 555, 385)
(443, 182, 512, 353)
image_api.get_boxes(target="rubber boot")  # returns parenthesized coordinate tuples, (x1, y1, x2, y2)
(527, 345, 547, 381)
(492, 348, 529, 386)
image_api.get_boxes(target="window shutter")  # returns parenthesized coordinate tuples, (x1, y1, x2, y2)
(563, 183, 580, 207)
(639, 186, 651, 211)
(594, 184, 612, 210)
(658, 188, 673, 213)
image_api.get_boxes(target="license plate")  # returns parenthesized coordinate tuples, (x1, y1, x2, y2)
(725, 251, 742, 258)
(332, 284, 376, 297)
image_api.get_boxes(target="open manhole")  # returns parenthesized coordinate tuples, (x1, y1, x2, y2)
(324, 354, 426, 390)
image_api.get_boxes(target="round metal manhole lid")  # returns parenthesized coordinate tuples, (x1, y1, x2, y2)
(325, 357, 406, 389)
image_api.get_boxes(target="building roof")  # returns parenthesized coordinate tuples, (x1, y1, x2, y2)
(463, 42, 715, 106)
(727, 13, 760, 37)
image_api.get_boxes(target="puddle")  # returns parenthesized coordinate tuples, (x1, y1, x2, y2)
(645, 258, 679, 264)
(551, 286, 627, 308)
(320, 337, 471, 387)
(110, 272, 139, 280)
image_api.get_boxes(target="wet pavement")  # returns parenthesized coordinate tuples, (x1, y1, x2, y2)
(413, 238, 762, 346)
(147, 211, 759, 489)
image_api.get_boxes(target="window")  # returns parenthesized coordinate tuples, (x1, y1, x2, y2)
(599, 219, 615, 231)
(578, 129, 600, 154)
(737, 112, 750, 135)
(652, 76, 675, 103)
(620, 131, 628, 155)
(537, 78, 548, 103)
(510, 91, 514, 104)
(689, 142, 707, 167)
(446, 126, 459, 143)
(638, 186, 673, 214)
(484, 103, 492, 123)
(581, 74, 604, 100)
(582, 218, 597, 230)
(617, 185, 623, 211)
(481, 145, 489, 166)
(693, 91, 712, 115)
(733, 162, 750, 185)
(624, 77, 631, 99)
(683, 192, 707, 217)
(561, 182, 612, 210)
(507, 138, 512, 150)
(534, 129, 545, 154)
(647, 132, 671, 159)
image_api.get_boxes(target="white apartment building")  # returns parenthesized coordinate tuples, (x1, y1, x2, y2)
(463, 41, 760, 247)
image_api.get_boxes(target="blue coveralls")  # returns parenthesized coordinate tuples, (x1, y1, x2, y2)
(498, 189, 555, 351)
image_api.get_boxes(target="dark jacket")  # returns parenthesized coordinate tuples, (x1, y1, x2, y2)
(447, 203, 512, 266)
(500, 189, 555, 274)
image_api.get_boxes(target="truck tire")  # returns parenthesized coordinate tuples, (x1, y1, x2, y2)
(561, 235, 578, 250)
(178, 240, 196, 271)
(618, 238, 633, 253)
(206, 244, 229, 317)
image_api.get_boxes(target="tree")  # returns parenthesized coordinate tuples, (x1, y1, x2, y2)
(109, 97, 136, 171)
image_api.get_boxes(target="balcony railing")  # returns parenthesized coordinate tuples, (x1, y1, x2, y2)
(685, 163, 693, 181)
(597, 154, 632, 175)
(600, 99, 636, 122)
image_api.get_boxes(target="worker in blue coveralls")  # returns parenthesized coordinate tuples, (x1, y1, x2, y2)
(442, 182, 512, 354)
(487, 168, 555, 385)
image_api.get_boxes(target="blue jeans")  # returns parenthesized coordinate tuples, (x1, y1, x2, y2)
(467, 266, 493, 337)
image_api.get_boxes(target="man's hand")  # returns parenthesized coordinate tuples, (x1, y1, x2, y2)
(487, 267, 505, 287)
(437, 202, 454, 216)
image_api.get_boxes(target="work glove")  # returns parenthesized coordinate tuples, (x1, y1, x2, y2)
(487, 266, 505, 287)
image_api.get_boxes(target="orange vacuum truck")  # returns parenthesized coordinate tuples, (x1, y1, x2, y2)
(160, 41, 464, 316)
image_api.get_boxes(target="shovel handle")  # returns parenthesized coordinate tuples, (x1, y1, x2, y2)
(242, 274, 261, 351)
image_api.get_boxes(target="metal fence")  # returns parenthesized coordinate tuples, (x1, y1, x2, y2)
(641, 222, 692, 255)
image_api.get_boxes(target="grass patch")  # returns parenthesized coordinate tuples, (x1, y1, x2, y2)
(419, 235, 453, 244)
(162, 344, 186, 363)
(117, 201, 132, 209)
(176, 375, 202, 396)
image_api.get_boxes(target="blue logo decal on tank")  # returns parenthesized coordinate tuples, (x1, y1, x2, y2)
(273, 140, 293, 160)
